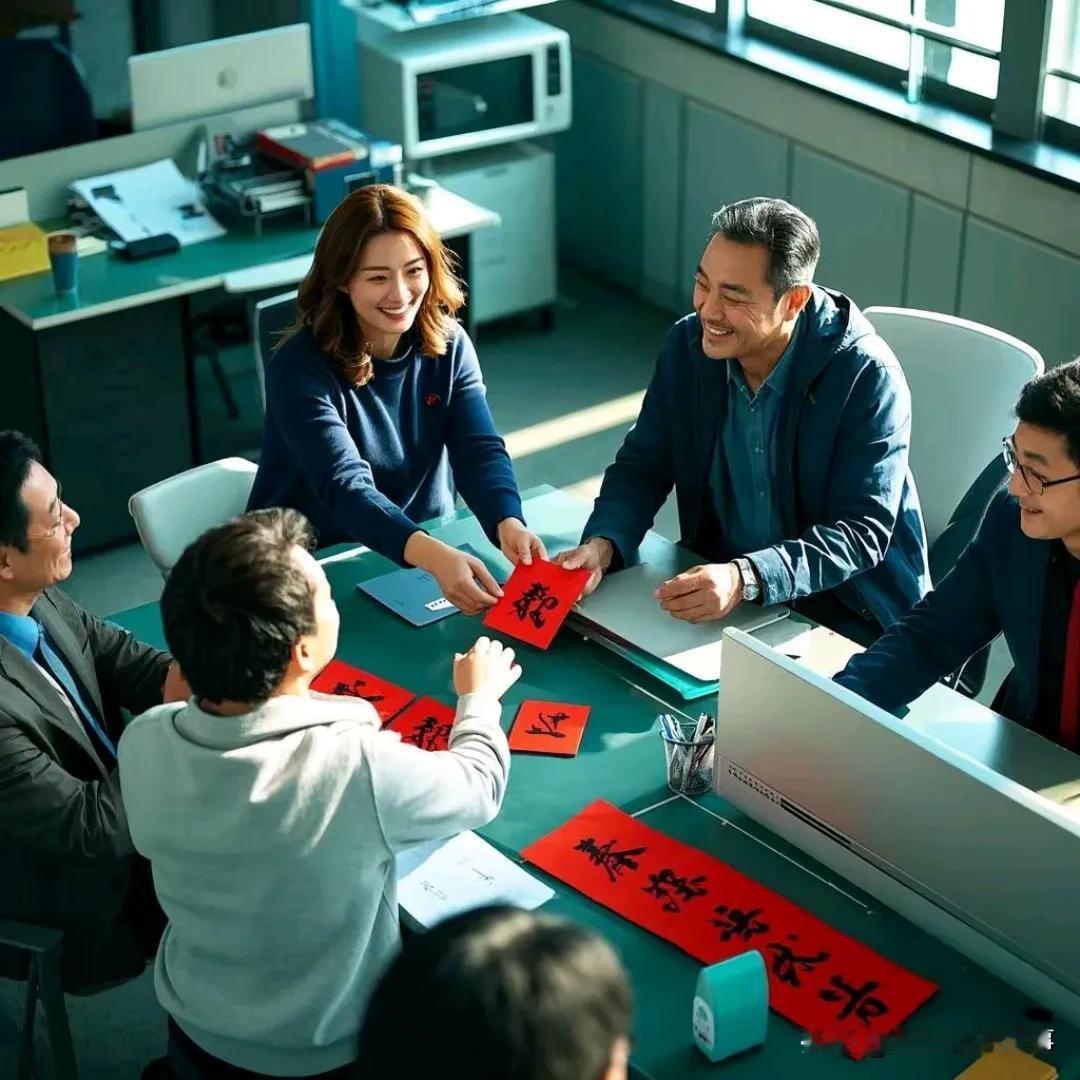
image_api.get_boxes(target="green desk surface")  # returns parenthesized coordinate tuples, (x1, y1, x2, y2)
(108, 487, 1079, 1079)
(0, 221, 321, 329)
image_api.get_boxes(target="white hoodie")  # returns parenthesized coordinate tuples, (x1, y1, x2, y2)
(118, 690, 509, 1076)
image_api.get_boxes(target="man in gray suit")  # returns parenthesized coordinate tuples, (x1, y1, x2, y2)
(0, 430, 186, 988)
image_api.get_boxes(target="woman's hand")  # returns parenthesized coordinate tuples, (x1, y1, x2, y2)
(497, 518, 547, 566)
(453, 636, 522, 699)
(405, 532, 503, 615)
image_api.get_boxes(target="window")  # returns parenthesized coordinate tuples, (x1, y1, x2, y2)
(672, 0, 717, 13)
(744, 0, 1002, 113)
(1044, 0, 1080, 132)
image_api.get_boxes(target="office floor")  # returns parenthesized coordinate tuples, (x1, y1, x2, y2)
(2, 266, 1013, 1078)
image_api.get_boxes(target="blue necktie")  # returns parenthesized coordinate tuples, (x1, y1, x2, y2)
(34, 623, 117, 761)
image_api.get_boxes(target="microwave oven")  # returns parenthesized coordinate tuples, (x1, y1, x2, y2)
(358, 13, 571, 160)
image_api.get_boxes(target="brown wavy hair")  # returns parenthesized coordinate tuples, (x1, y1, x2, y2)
(281, 185, 465, 386)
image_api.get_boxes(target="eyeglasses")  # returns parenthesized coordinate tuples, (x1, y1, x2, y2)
(26, 489, 68, 542)
(1002, 437, 1080, 496)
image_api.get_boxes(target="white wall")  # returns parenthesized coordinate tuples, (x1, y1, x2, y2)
(542, 1, 1080, 368)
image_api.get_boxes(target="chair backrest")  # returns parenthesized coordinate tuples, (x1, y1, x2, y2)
(864, 307, 1044, 549)
(253, 290, 299, 414)
(0, 39, 95, 160)
(128, 458, 258, 576)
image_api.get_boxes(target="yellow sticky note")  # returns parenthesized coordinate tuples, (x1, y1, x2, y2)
(0, 222, 50, 282)
(954, 1038, 1057, 1080)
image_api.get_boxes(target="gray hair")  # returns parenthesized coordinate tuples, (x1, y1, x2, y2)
(709, 197, 820, 300)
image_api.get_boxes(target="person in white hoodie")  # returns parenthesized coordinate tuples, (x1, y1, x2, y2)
(119, 507, 519, 1079)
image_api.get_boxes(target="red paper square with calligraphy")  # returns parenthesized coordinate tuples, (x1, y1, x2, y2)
(509, 700, 590, 756)
(482, 559, 591, 650)
(522, 800, 937, 1060)
(385, 697, 456, 752)
(311, 659, 415, 724)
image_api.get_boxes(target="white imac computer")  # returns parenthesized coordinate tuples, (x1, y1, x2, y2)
(129, 24, 314, 131)
(715, 629, 1080, 1024)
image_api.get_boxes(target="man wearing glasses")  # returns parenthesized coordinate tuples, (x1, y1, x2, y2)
(0, 430, 188, 989)
(837, 360, 1080, 753)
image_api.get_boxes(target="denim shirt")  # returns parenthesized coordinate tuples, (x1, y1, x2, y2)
(712, 317, 803, 559)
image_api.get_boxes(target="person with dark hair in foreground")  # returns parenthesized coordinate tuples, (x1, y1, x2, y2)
(119, 508, 520, 1078)
(0, 430, 184, 990)
(837, 359, 1080, 753)
(355, 906, 633, 1080)
(556, 197, 929, 645)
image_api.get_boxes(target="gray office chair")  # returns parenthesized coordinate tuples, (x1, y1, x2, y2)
(0, 919, 78, 1079)
(253, 290, 299, 414)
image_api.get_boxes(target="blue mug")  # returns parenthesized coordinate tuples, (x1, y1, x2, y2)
(48, 232, 78, 296)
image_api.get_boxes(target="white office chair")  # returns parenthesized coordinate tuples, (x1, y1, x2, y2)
(128, 458, 259, 576)
(864, 307, 1044, 550)
(253, 290, 299, 414)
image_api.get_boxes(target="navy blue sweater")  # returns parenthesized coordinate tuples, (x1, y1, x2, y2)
(248, 323, 524, 563)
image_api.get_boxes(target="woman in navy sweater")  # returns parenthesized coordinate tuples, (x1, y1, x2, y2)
(248, 185, 543, 613)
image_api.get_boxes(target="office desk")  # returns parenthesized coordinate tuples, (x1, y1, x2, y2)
(109, 487, 1079, 1079)
(0, 187, 498, 552)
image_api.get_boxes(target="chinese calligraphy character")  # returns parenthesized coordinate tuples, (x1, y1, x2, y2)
(403, 716, 452, 752)
(332, 678, 385, 706)
(512, 583, 560, 628)
(765, 935, 831, 988)
(711, 904, 770, 943)
(526, 711, 569, 738)
(642, 868, 709, 913)
(818, 976, 889, 1025)
(575, 836, 647, 883)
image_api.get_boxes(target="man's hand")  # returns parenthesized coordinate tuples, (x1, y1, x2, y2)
(551, 537, 614, 598)
(655, 563, 743, 623)
(496, 518, 547, 567)
(405, 533, 503, 615)
(453, 636, 522, 700)
(162, 661, 191, 703)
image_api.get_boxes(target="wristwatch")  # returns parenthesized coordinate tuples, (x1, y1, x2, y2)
(733, 558, 761, 604)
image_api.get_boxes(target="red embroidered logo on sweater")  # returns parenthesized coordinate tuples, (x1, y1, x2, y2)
(425, 393, 442, 406)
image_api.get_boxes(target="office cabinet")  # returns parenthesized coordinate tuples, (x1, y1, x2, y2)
(681, 102, 789, 309)
(642, 82, 683, 312)
(431, 142, 556, 324)
(791, 146, 909, 308)
(555, 52, 644, 291)
(960, 219, 1080, 368)
(905, 195, 963, 314)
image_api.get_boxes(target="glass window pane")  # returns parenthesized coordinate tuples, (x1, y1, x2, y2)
(671, 0, 717, 12)
(1045, 73, 1080, 124)
(925, 44, 999, 98)
(747, 0, 909, 69)
(923, 0, 1004, 53)
(1048, 0, 1080, 74)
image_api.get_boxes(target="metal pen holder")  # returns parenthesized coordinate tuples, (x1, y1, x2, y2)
(659, 715, 715, 796)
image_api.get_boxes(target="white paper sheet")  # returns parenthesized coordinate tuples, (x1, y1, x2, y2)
(396, 831, 554, 929)
(70, 159, 225, 247)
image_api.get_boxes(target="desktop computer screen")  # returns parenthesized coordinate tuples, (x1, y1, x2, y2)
(129, 24, 314, 131)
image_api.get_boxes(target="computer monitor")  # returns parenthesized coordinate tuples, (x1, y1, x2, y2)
(714, 628, 1080, 1025)
(129, 24, 314, 131)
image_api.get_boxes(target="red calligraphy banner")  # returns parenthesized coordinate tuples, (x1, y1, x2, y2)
(311, 659, 415, 724)
(509, 700, 590, 756)
(522, 800, 937, 1060)
(482, 559, 591, 649)
(385, 697, 456, 752)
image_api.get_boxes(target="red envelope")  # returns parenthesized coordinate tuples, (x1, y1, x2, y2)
(482, 559, 591, 649)
(311, 659, 415, 724)
(523, 800, 937, 1060)
(385, 697, 456, 752)
(509, 700, 590, 756)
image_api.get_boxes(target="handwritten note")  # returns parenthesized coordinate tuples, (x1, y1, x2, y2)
(396, 831, 554, 929)
(522, 800, 937, 1059)
(311, 659, 415, 724)
(509, 700, 590, 757)
(385, 697, 456, 751)
(483, 559, 591, 650)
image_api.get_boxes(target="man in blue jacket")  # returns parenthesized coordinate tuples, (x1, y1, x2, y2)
(837, 361, 1080, 753)
(556, 198, 929, 641)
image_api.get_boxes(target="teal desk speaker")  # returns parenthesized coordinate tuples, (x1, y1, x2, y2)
(692, 950, 769, 1063)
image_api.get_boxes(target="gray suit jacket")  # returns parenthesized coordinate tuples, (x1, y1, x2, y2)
(0, 587, 170, 989)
